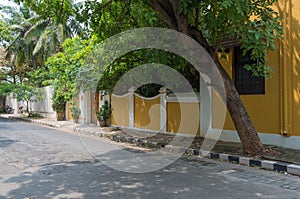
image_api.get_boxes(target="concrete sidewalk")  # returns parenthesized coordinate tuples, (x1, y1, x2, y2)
(2, 113, 300, 177)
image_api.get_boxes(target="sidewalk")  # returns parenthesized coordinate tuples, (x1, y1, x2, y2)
(2, 114, 300, 177)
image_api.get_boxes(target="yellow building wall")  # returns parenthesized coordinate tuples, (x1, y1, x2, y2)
(167, 102, 200, 136)
(134, 95, 160, 131)
(111, 95, 129, 127)
(67, 97, 80, 121)
(214, 47, 281, 134)
(290, 0, 300, 135)
(214, 0, 300, 136)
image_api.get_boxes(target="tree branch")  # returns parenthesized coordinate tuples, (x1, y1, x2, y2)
(188, 26, 211, 52)
(195, 7, 200, 29)
(169, 0, 190, 34)
(148, 0, 178, 30)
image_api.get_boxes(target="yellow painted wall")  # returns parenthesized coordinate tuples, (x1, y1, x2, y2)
(134, 95, 160, 131)
(111, 95, 129, 127)
(214, 0, 300, 136)
(214, 48, 281, 135)
(67, 97, 80, 121)
(290, 0, 300, 135)
(167, 102, 200, 136)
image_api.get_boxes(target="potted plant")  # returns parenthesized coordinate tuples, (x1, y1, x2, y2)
(70, 106, 81, 123)
(52, 95, 66, 121)
(96, 100, 112, 127)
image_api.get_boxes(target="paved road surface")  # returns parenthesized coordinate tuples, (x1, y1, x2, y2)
(0, 117, 300, 199)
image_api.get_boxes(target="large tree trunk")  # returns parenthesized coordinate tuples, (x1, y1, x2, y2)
(212, 57, 265, 156)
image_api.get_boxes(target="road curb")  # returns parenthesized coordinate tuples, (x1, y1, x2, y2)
(6, 116, 300, 177)
(7, 116, 61, 128)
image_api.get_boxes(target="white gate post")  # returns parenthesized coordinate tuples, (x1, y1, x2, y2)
(200, 75, 212, 137)
(128, 87, 136, 128)
(159, 87, 167, 132)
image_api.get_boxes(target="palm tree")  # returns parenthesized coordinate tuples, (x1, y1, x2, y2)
(4, 1, 84, 72)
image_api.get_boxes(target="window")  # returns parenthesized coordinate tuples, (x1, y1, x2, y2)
(233, 47, 265, 95)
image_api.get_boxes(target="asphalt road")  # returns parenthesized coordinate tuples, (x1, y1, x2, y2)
(1, 117, 300, 199)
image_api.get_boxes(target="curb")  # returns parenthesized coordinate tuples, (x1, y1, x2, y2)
(6, 116, 300, 177)
(8, 116, 61, 128)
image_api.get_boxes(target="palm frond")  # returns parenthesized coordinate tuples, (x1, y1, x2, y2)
(67, 17, 86, 38)
(55, 23, 64, 44)
(48, 31, 57, 55)
(26, 15, 42, 23)
(9, 25, 26, 32)
(24, 19, 50, 44)
(32, 31, 47, 56)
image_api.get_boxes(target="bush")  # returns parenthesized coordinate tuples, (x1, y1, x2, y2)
(28, 112, 44, 118)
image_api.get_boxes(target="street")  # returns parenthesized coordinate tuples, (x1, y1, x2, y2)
(1, 117, 300, 199)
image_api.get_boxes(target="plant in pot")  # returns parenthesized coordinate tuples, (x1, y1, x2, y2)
(70, 106, 81, 123)
(96, 100, 112, 127)
(52, 95, 66, 121)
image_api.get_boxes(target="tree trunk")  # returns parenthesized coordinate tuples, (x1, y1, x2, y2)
(0, 96, 5, 111)
(213, 57, 265, 156)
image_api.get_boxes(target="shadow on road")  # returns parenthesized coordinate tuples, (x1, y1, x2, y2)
(0, 137, 17, 148)
(1, 150, 294, 199)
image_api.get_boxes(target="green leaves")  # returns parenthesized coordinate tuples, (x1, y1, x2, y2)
(179, 0, 198, 15)
(45, 36, 95, 107)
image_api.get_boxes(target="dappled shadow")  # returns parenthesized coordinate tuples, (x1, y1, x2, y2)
(0, 137, 17, 148)
(0, 117, 15, 130)
(2, 149, 299, 198)
(276, 2, 300, 134)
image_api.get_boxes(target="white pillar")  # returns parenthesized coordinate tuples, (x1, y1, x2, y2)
(85, 91, 92, 123)
(159, 87, 168, 132)
(65, 101, 69, 120)
(128, 87, 136, 128)
(79, 89, 85, 124)
(200, 75, 212, 137)
(14, 97, 18, 115)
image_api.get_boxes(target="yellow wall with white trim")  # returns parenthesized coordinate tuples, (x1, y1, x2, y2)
(167, 102, 200, 136)
(134, 96, 160, 130)
(111, 95, 130, 127)
(214, 0, 300, 136)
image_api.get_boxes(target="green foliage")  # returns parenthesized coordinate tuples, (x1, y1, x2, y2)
(46, 36, 96, 111)
(190, 0, 282, 77)
(13, 0, 74, 24)
(12, 84, 44, 113)
(0, 82, 14, 96)
(95, 48, 197, 95)
(28, 112, 44, 118)
(2, 1, 84, 91)
(12, 84, 44, 103)
(0, 18, 13, 47)
(96, 100, 112, 121)
(51, 94, 65, 112)
(70, 106, 81, 119)
(75, 0, 164, 40)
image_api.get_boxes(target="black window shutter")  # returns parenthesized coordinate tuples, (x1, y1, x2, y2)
(233, 47, 265, 95)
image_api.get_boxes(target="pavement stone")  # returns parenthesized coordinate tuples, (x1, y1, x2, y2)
(3, 114, 300, 178)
